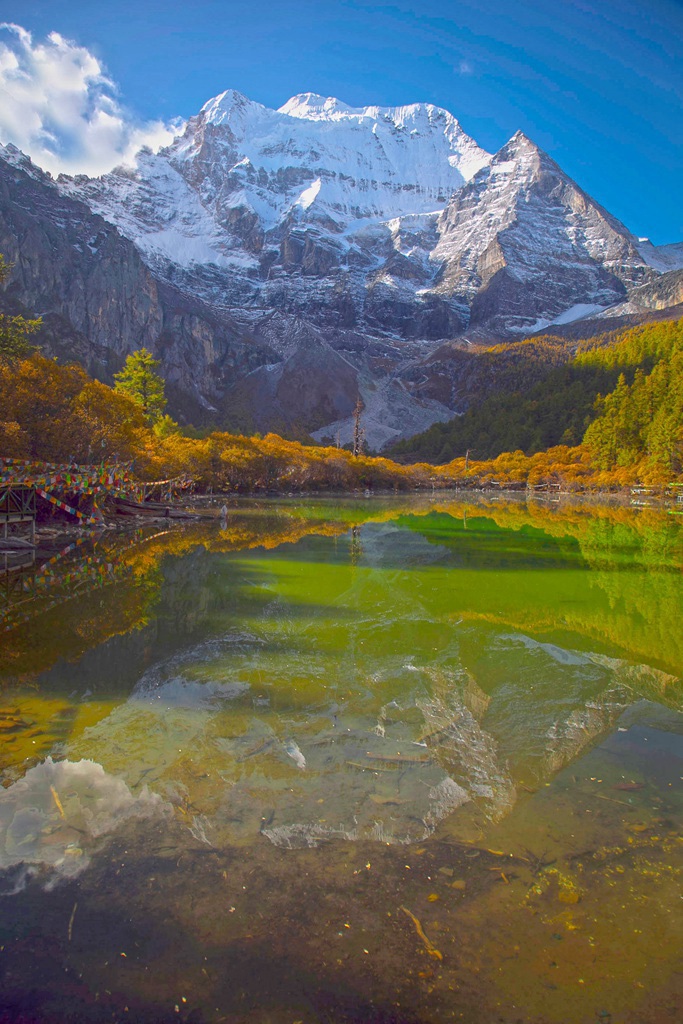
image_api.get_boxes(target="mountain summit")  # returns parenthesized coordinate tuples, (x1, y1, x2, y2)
(433, 130, 648, 335)
(0, 90, 681, 444)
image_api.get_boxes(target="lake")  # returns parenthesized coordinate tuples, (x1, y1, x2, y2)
(0, 496, 681, 1023)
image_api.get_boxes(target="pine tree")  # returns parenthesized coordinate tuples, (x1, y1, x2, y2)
(0, 254, 42, 358)
(114, 348, 166, 423)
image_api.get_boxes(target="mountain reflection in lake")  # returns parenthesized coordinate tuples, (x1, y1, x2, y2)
(0, 497, 681, 1023)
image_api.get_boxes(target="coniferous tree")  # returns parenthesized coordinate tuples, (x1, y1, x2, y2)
(114, 348, 166, 423)
(0, 255, 42, 358)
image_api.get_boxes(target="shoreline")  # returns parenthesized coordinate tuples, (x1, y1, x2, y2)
(3, 487, 678, 565)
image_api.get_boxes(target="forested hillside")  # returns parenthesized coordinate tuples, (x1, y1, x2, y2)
(392, 319, 683, 471)
(582, 326, 683, 471)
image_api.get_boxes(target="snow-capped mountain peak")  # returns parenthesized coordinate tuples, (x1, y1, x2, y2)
(199, 88, 267, 128)
(275, 94, 491, 178)
(53, 90, 671, 347)
(61, 88, 493, 273)
(432, 129, 651, 335)
(506, 129, 539, 149)
(279, 92, 466, 130)
(278, 92, 359, 120)
(482, 131, 545, 179)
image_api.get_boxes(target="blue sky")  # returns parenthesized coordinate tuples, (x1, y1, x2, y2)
(3, 0, 682, 243)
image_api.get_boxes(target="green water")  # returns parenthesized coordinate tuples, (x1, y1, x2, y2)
(0, 496, 681, 1023)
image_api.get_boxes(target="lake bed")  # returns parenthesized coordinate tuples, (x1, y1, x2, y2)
(1, 496, 681, 1023)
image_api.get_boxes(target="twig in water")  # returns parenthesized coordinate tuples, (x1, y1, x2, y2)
(50, 786, 65, 819)
(67, 902, 78, 942)
(399, 905, 443, 960)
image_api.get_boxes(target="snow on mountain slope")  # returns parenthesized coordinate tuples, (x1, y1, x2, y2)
(278, 92, 490, 182)
(637, 239, 683, 273)
(60, 91, 489, 271)
(59, 101, 659, 345)
(432, 132, 649, 334)
(181, 90, 490, 224)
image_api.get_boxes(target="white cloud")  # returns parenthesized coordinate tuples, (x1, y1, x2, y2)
(458, 60, 474, 75)
(0, 23, 180, 176)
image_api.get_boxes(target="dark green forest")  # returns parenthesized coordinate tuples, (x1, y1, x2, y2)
(391, 319, 683, 471)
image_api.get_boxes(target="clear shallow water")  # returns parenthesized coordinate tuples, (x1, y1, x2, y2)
(0, 497, 681, 1023)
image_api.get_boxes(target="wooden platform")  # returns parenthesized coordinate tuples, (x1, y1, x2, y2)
(0, 484, 36, 546)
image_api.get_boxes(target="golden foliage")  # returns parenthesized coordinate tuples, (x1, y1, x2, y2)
(1, 350, 681, 494)
(0, 355, 147, 463)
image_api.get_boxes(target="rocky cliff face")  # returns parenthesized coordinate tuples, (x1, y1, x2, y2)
(0, 145, 450, 440)
(626, 268, 683, 312)
(1, 90, 681, 446)
(0, 149, 317, 420)
(0, 148, 162, 371)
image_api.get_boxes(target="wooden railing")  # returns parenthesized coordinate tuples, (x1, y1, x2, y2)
(0, 484, 36, 522)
